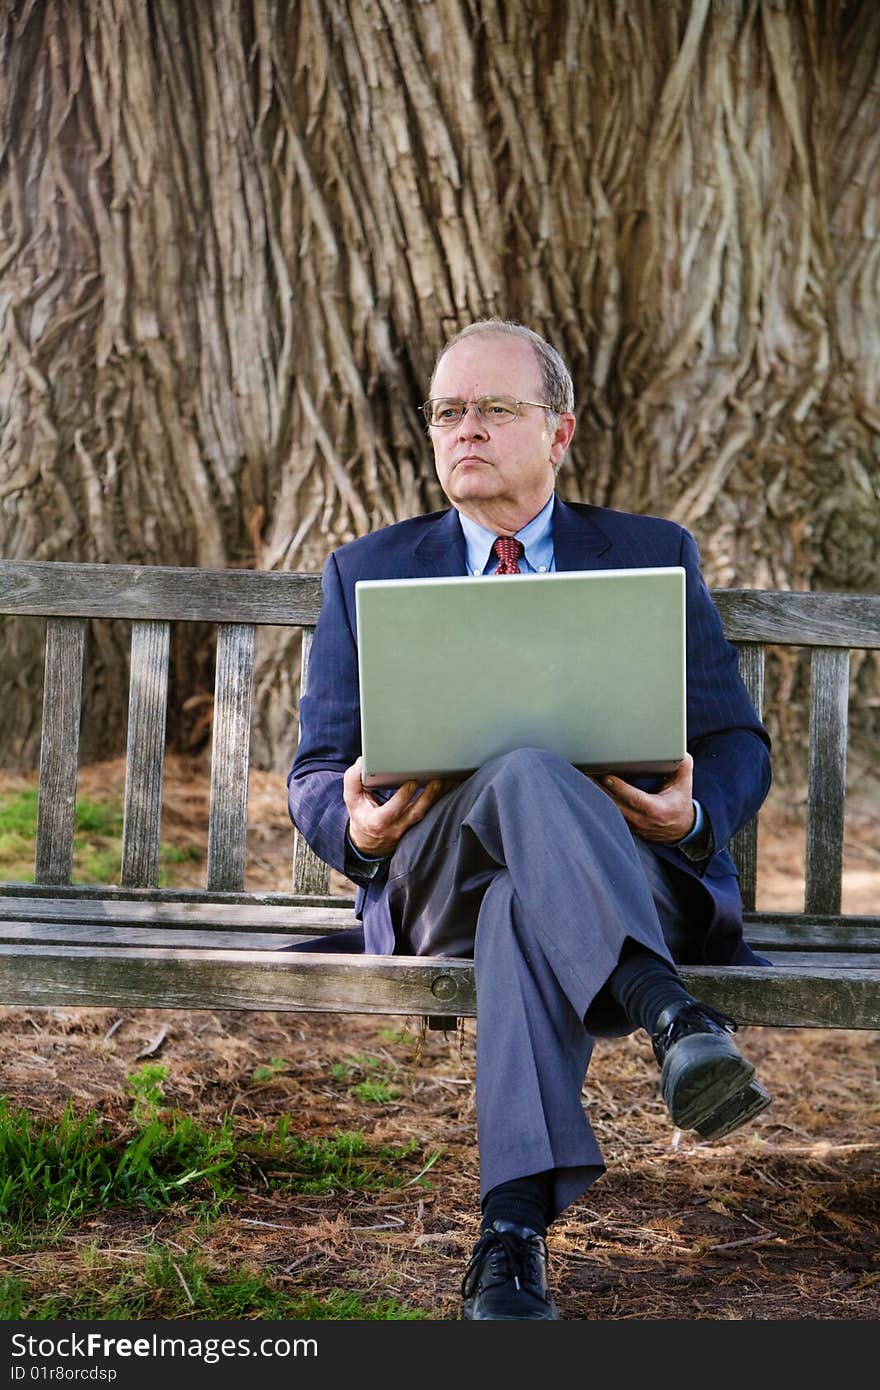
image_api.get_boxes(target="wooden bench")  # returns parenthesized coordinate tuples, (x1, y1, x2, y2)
(0, 559, 877, 1029)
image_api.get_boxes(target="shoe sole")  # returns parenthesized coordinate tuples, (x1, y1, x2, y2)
(660, 1032, 755, 1131)
(464, 1304, 560, 1320)
(694, 1078, 772, 1140)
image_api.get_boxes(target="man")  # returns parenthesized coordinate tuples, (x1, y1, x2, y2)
(287, 319, 772, 1320)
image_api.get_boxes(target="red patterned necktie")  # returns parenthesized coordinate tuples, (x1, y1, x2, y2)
(492, 536, 524, 574)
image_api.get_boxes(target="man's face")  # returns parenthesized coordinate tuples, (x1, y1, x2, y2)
(428, 334, 574, 521)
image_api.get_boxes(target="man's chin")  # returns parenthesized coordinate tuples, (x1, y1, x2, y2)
(449, 485, 499, 510)
(448, 469, 496, 494)
(450, 462, 492, 481)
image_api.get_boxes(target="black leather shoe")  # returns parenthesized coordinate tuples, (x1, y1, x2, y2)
(462, 1220, 559, 1320)
(651, 999, 771, 1139)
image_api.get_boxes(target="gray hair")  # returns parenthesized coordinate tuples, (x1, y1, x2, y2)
(429, 318, 575, 415)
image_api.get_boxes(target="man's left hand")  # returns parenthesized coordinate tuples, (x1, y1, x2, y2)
(594, 752, 696, 843)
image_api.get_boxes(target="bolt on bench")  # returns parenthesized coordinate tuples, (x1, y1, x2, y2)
(0, 560, 877, 1029)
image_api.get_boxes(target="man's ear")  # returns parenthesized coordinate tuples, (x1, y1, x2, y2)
(550, 412, 576, 470)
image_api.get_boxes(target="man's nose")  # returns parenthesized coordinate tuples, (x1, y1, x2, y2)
(457, 403, 489, 437)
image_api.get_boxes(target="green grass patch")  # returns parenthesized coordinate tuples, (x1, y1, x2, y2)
(251, 1057, 288, 1083)
(377, 1026, 420, 1045)
(0, 1250, 427, 1320)
(245, 1119, 429, 1195)
(0, 1097, 237, 1246)
(331, 1053, 401, 1104)
(127, 1062, 172, 1124)
(349, 1079, 398, 1103)
(0, 789, 203, 885)
(0, 1089, 440, 1252)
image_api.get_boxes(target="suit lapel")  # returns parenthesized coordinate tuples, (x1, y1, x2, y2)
(411, 508, 468, 576)
(551, 496, 613, 570)
(408, 498, 619, 577)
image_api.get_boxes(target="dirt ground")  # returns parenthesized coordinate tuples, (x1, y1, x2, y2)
(1, 756, 878, 1321)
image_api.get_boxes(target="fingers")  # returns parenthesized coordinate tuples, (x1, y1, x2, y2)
(593, 754, 695, 843)
(667, 751, 694, 789)
(344, 758, 449, 857)
(400, 778, 447, 822)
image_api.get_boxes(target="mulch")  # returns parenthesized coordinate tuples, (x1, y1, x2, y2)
(1, 1003, 878, 1320)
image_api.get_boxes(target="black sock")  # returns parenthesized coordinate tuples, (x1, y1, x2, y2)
(481, 1173, 553, 1238)
(607, 939, 692, 1035)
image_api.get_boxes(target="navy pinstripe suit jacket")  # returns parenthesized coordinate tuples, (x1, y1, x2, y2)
(287, 496, 772, 964)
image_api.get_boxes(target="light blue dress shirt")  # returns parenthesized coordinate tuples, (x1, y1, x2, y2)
(459, 492, 557, 575)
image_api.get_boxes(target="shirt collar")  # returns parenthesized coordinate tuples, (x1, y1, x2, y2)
(459, 492, 556, 575)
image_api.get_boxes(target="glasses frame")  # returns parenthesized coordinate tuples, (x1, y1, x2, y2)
(419, 395, 556, 427)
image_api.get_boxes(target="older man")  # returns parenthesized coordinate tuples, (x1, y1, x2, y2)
(288, 320, 772, 1320)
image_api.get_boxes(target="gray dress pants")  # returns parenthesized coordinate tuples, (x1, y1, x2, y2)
(384, 747, 707, 1220)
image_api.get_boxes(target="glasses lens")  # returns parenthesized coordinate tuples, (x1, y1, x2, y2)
(423, 397, 523, 426)
(477, 396, 519, 424)
(425, 399, 465, 426)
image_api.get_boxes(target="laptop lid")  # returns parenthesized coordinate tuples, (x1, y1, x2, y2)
(355, 566, 686, 787)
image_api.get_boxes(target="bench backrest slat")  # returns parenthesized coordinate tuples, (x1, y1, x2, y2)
(292, 628, 332, 895)
(34, 617, 85, 885)
(805, 647, 850, 915)
(0, 560, 322, 625)
(728, 641, 765, 911)
(206, 624, 255, 892)
(713, 590, 880, 648)
(121, 621, 171, 888)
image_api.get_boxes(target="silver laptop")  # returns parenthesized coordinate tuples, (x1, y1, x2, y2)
(356, 567, 686, 787)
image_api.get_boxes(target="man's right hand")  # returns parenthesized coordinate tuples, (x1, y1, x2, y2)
(343, 756, 449, 859)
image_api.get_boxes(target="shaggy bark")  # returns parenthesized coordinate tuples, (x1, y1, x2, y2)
(0, 0, 877, 771)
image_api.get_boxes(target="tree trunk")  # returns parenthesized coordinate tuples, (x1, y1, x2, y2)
(1, 0, 877, 771)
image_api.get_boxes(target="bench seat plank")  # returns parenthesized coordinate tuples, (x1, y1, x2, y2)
(1, 923, 877, 976)
(0, 945, 878, 1027)
(682, 963, 880, 1029)
(0, 922, 305, 950)
(0, 944, 478, 1017)
(0, 899, 358, 932)
(3, 889, 873, 945)
(0, 883, 355, 908)
(2, 895, 878, 948)
(742, 917, 880, 949)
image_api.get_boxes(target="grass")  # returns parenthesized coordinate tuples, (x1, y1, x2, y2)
(0, 1096, 238, 1243)
(0, 789, 202, 885)
(0, 1251, 428, 1319)
(0, 1078, 436, 1319)
(247, 1117, 427, 1195)
(251, 1057, 288, 1083)
(331, 1053, 402, 1104)
(0, 1062, 440, 1250)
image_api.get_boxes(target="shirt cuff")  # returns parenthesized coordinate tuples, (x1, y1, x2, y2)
(671, 799, 714, 861)
(344, 829, 391, 881)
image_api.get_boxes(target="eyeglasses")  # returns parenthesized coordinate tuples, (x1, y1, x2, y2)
(420, 395, 555, 427)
